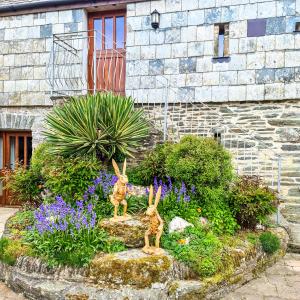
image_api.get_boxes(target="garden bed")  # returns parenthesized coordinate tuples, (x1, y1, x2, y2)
(0, 227, 288, 300)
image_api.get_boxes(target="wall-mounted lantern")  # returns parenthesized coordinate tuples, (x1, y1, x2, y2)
(151, 10, 160, 29)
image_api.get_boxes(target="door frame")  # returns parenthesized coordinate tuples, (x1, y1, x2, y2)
(88, 10, 127, 94)
(0, 130, 32, 206)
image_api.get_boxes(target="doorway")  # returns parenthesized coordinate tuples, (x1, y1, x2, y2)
(0, 131, 32, 206)
(88, 10, 126, 95)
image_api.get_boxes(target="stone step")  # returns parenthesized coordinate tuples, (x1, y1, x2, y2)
(88, 249, 195, 288)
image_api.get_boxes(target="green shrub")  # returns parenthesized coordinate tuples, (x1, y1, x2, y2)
(44, 92, 149, 161)
(30, 142, 54, 175)
(162, 226, 222, 277)
(128, 142, 173, 185)
(259, 232, 280, 254)
(43, 155, 101, 202)
(228, 176, 277, 229)
(7, 210, 34, 239)
(165, 135, 233, 190)
(5, 167, 43, 205)
(0, 238, 33, 265)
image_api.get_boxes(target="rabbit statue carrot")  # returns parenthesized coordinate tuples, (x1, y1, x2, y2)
(109, 159, 132, 222)
(142, 185, 164, 255)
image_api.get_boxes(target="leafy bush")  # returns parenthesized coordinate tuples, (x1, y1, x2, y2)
(6, 210, 34, 239)
(0, 238, 33, 265)
(259, 232, 280, 254)
(165, 135, 233, 190)
(162, 226, 222, 277)
(43, 155, 101, 202)
(228, 176, 277, 229)
(128, 142, 173, 185)
(44, 93, 149, 161)
(4, 167, 43, 205)
(26, 196, 125, 267)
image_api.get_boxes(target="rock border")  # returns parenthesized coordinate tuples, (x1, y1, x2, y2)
(0, 227, 289, 300)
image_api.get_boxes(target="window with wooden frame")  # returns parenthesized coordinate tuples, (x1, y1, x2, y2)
(214, 23, 229, 58)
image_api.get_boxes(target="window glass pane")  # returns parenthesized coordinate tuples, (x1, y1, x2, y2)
(10, 136, 15, 170)
(27, 136, 32, 167)
(247, 19, 266, 37)
(105, 17, 113, 49)
(94, 19, 102, 50)
(218, 33, 224, 57)
(0, 137, 3, 169)
(116, 16, 125, 49)
(18, 136, 24, 165)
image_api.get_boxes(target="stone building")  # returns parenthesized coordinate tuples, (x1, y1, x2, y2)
(0, 0, 299, 240)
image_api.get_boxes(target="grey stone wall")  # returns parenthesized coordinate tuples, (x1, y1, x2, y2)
(0, 9, 86, 107)
(126, 0, 300, 103)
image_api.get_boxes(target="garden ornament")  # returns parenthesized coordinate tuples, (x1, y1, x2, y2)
(143, 185, 164, 255)
(109, 159, 131, 222)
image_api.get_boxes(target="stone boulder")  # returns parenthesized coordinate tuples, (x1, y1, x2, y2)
(169, 217, 194, 233)
(99, 216, 147, 248)
(88, 249, 195, 288)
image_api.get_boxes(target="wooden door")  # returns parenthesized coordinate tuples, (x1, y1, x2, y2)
(0, 131, 32, 206)
(88, 11, 126, 95)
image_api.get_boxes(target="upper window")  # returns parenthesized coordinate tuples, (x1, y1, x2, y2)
(247, 19, 266, 37)
(214, 23, 229, 58)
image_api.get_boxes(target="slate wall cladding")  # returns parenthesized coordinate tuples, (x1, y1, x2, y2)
(126, 0, 300, 103)
(0, 9, 86, 107)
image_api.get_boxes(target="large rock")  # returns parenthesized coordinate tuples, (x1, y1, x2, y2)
(99, 216, 147, 248)
(169, 217, 194, 233)
(88, 249, 195, 288)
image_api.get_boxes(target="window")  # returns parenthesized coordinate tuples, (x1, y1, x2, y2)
(295, 22, 300, 32)
(214, 132, 222, 144)
(247, 19, 266, 37)
(214, 23, 229, 58)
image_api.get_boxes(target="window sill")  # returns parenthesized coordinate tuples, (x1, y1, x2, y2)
(293, 30, 300, 33)
(212, 56, 231, 63)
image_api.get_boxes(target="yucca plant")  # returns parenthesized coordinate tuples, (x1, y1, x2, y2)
(44, 93, 149, 161)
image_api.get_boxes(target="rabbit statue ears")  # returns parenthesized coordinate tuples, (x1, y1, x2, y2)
(148, 185, 162, 207)
(112, 158, 127, 178)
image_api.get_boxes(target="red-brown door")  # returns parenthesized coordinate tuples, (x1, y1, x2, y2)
(0, 131, 32, 206)
(88, 11, 126, 95)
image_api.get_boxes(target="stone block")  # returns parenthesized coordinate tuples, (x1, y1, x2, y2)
(27, 27, 40, 39)
(27, 80, 40, 92)
(285, 50, 300, 67)
(156, 44, 171, 59)
(266, 17, 286, 35)
(256, 68, 275, 84)
(258, 2, 277, 18)
(257, 35, 276, 52)
(135, 31, 150, 46)
(195, 86, 212, 101)
(151, 0, 166, 14)
(181, 26, 197, 42)
(197, 57, 213, 72)
(182, 0, 198, 10)
(140, 76, 156, 89)
(220, 71, 238, 85)
(160, 13, 171, 28)
(3, 54, 14, 67)
(275, 68, 295, 83)
(165, 0, 181, 13)
(265, 83, 285, 100)
(238, 3, 258, 20)
(171, 43, 187, 58)
(221, 6, 239, 23)
(72, 9, 83, 22)
(171, 11, 188, 27)
(284, 82, 300, 98)
(127, 16, 142, 32)
(276, 0, 295, 16)
(286, 16, 300, 33)
(40, 24, 52, 38)
(127, 46, 141, 60)
(0, 67, 10, 80)
(228, 85, 246, 101)
(275, 34, 295, 50)
(21, 14, 34, 27)
(64, 23, 78, 33)
(238, 70, 256, 84)
(186, 73, 202, 87)
(58, 10, 73, 23)
(179, 57, 197, 73)
(165, 28, 181, 43)
(297, 0, 300, 14)
(141, 16, 151, 30)
(211, 86, 228, 102)
(246, 84, 264, 101)
(177, 87, 195, 101)
(150, 30, 165, 44)
(203, 72, 220, 86)
(204, 41, 214, 55)
(229, 54, 246, 71)
(188, 10, 204, 26)
(135, 1, 151, 16)
(188, 42, 204, 57)
(46, 11, 58, 24)
(169, 74, 186, 87)
(199, 0, 215, 9)
(239, 37, 257, 53)
(196, 25, 214, 41)
(164, 58, 179, 74)
(204, 8, 221, 24)
(4, 81, 15, 93)
(141, 45, 155, 59)
(229, 21, 247, 38)
(265, 51, 284, 68)
(149, 59, 164, 75)
(15, 80, 27, 92)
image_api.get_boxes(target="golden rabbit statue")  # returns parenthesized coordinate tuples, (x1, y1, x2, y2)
(142, 185, 164, 255)
(109, 159, 131, 222)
